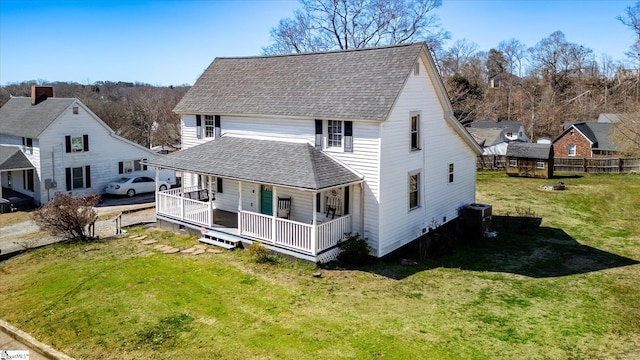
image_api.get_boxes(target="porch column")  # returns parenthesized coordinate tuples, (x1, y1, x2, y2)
(312, 192, 318, 255)
(180, 171, 185, 220)
(208, 176, 213, 227)
(271, 186, 277, 242)
(238, 181, 243, 231)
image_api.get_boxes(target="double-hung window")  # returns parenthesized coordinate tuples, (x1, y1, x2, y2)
(204, 115, 215, 138)
(65, 166, 91, 191)
(568, 144, 576, 156)
(65, 135, 89, 153)
(448, 163, 454, 183)
(327, 120, 343, 148)
(410, 113, 420, 151)
(408, 171, 420, 210)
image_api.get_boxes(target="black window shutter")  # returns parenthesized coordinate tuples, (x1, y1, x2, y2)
(22, 137, 25, 146)
(65, 168, 72, 191)
(344, 121, 353, 152)
(215, 115, 221, 127)
(65, 136, 71, 153)
(85, 166, 91, 188)
(23, 170, 26, 189)
(196, 115, 202, 139)
(118, 161, 124, 174)
(216, 177, 223, 193)
(315, 120, 323, 149)
(344, 186, 350, 215)
(143, 158, 148, 171)
(83, 134, 89, 151)
(316, 193, 321, 213)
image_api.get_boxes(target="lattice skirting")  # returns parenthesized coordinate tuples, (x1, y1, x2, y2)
(316, 247, 341, 264)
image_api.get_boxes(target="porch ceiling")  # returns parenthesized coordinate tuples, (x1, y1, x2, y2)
(0, 145, 34, 171)
(146, 137, 363, 190)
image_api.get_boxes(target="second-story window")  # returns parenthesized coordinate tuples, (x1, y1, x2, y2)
(328, 120, 343, 148)
(66, 135, 89, 153)
(204, 115, 215, 138)
(410, 114, 420, 151)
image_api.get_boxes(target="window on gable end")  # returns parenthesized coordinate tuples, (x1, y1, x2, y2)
(414, 62, 420, 75)
(73, 106, 79, 115)
(410, 113, 420, 151)
(568, 144, 576, 156)
(448, 163, 454, 183)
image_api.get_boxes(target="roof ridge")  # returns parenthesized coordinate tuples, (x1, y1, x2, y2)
(215, 42, 424, 61)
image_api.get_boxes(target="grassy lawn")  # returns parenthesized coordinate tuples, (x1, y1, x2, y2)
(1, 172, 639, 359)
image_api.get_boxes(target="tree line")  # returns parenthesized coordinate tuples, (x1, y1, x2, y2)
(2, 0, 638, 155)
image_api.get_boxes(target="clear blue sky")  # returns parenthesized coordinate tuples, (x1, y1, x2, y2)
(0, 0, 635, 86)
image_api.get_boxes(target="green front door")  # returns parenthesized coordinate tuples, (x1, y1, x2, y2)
(261, 185, 273, 215)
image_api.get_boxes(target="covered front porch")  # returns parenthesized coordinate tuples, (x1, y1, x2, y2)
(147, 137, 364, 262)
(156, 184, 353, 258)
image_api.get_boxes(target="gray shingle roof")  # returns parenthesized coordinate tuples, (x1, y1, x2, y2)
(468, 120, 524, 133)
(555, 122, 617, 151)
(0, 97, 75, 138)
(0, 146, 34, 170)
(145, 137, 362, 190)
(506, 142, 553, 159)
(173, 43, 425, 121)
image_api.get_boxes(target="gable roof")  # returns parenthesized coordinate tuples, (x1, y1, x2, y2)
(506, 142, 553, 159)
(0, 145, 34, 171)
(174, 43, 425, 121)
(0, 97, 76, 138)
(554, 122, 617, 151)
(145, 137, 363, 191)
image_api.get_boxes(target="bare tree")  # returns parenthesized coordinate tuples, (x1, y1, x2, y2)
(610, 112, 640, 156)
(263, 0, 446, 54)
(32, 193, 100, 240)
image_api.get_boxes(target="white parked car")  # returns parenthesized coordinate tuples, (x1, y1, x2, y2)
(105, 176, 168, 197)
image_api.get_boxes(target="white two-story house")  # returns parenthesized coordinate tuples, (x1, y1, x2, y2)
(147, 43, 483, 262)
(0, 86, 159, 207)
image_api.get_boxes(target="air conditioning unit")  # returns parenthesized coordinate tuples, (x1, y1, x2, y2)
(461, 203, 492, 239)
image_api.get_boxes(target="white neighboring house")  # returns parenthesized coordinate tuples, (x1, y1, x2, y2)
(466, 120, 529, 155)
(147, 43, 483, 263)
(0, 86, 161, 206)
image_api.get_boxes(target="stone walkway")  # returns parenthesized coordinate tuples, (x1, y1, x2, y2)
(127, 234, 226, 255)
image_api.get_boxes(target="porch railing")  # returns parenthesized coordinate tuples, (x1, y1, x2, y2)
(157, 190, 351, 256)
(240, 211, 272, 241)
(317, 215, 351, 252)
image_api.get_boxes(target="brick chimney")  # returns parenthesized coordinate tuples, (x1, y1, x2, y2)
(31, 85, 54, 105)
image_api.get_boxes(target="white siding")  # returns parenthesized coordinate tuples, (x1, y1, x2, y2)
(37, 101, 155, 204)
(180, 114, 380, 249)
(377, 58, 477, 257)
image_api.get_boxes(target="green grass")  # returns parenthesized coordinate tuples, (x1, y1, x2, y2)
(1, 172, 639, 359)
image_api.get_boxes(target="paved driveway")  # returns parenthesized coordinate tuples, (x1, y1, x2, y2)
(98, 193, 155, 207)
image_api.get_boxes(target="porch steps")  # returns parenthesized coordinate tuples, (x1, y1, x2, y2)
(199, 230, 240, 250)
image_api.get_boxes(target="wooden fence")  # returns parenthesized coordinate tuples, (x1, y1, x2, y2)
(478, 155, 640, 174)
(554, 157, 640, 174)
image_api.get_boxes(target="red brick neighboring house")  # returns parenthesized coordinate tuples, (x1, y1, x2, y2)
(552, 122, 618, 158)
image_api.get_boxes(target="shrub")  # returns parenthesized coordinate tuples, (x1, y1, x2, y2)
(32, 193, 100, 241)
(248, 242, 271, 263)
(337, 233, 371, 264)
